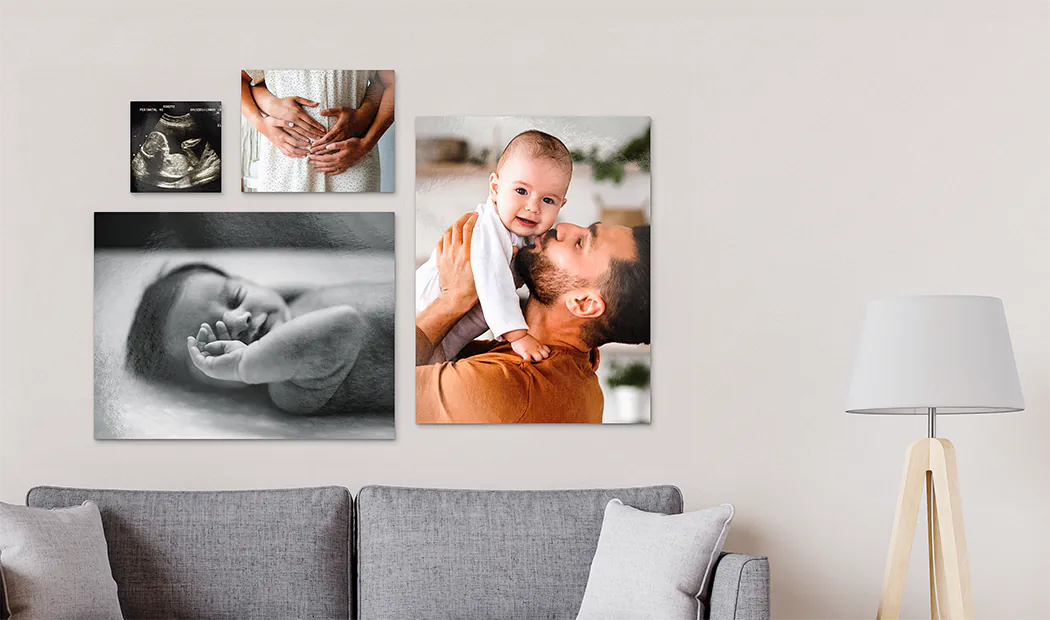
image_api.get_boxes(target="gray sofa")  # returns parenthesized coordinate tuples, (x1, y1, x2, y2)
(15, 485, 769, 619)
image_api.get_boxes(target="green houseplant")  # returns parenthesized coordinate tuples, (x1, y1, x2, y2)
(570, 125, 651, 184)
(606, 361, 651, 389)
(605, 361, 650, 424)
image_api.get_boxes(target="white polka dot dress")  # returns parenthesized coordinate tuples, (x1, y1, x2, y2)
(245, 69, 382, 193)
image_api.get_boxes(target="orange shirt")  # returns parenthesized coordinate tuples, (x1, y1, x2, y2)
(416, 340, 604, 423)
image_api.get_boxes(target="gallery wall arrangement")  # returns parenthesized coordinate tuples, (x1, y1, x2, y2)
(123, 84, 662, 431)
(94, 212, 396, 440)
(415, 116, 652, 424)
(1, 2, 1046, 618)
(124, 107, 657, 430)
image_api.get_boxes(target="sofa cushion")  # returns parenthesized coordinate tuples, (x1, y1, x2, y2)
(0, 500, 122, 620)
(26, 486, 350, 620)
(356, 485, 683, 620)
(575, 499, 734, 620)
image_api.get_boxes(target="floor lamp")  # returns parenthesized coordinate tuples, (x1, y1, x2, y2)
(846, 296, 1024, 620)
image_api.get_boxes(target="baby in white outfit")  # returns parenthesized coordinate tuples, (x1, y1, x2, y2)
(416, 130, 573, 363)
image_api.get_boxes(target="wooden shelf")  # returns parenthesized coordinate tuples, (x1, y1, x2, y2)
(415, 162, 489, 178)
(415, 161, 646, 179)
(598, 343, 651, 357)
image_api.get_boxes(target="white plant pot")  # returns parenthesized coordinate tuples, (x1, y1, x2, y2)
(608, 386, 649, 424)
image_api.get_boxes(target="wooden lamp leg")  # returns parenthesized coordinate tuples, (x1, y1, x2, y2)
(876, 438, 974, 620)
(927, 470, 939, 620)
(933, 481, 949, 617)
(929, 439, 974, 618)
(877, 439, 929, 619)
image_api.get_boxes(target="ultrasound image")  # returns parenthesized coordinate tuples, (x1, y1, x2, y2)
(131, 102, 221, 192)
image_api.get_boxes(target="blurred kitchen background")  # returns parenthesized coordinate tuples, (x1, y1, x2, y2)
(415, 116, 651, 424)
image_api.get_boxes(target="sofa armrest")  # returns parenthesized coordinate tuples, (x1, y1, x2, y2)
(707, 552, 770, 620)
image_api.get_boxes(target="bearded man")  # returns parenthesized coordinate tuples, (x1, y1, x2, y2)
(415, 212, 650, 423)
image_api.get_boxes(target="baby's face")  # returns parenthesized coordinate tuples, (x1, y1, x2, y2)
(490, 154, 570, 237)
(141, 132, 169, 159)
(162, 271, 292, 378)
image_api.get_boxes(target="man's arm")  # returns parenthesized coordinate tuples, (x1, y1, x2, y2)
(241, 70, 315, 158)
(360, 70, 395, 149)
(240, 71, 266, 132)
(415, 212, 480, 365)
(415, 297, 464, 365)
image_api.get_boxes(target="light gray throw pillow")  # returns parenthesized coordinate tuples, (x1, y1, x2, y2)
(575, 499, 734, 620)
(0, 500, 122, 620)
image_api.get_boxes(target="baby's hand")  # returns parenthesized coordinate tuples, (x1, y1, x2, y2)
(187, 322, 249, 383)
(509, 333, 551, 363)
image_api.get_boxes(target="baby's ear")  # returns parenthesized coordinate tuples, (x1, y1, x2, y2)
(488, 172, 499, 201)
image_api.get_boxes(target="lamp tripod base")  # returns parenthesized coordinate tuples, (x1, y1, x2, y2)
(877, 438, 974, 619)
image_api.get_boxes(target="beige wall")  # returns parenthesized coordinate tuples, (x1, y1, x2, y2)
(1, 2, 1046, 618)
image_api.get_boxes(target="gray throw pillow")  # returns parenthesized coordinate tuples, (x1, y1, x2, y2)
(575, 499, 734, 620)
(0, 501, 122, 620)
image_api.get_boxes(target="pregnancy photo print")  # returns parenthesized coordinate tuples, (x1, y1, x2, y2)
(240, 69, 395, 192)
(415, 117, 651, 425)
(95, 212, 396, 440)
(130, 101, 221, 192)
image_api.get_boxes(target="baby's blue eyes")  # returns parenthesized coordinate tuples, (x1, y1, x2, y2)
(515, 187, 527, 195)
(543, 197, 555, 205)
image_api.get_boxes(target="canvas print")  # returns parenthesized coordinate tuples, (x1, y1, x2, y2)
(131, 101, 221, 192)
(415, 116, 651, 424)
(240, 69, 395, 192)
(95, 212, 395, 439)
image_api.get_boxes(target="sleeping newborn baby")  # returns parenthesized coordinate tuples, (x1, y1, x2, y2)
(125, 263, 393, 415)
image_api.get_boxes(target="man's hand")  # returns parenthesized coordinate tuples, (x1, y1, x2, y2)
(436, 211, 479, 315)
(508, 332, 550, 363)
(311, 106, 372, 151)
(187, 322, 248, 383)
(307, 137, 373, 176)
(415, 212, 480, 365)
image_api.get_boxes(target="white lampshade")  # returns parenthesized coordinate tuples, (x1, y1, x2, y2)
(846, 295, 1024, 415)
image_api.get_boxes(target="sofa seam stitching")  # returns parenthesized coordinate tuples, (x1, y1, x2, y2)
(733, 557, 764, 620)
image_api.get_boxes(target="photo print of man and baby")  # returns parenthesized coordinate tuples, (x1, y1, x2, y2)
(109, 74, 650, 438)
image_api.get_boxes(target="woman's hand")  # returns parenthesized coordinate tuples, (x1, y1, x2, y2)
(311, 106, 373, 151)
(259, 116, 310, 158)
(307, 137, 372, 175)
(254, 93, 326, 142)
(435, 212, 479, 314)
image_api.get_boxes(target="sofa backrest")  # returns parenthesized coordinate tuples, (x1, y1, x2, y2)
(26, 486, 351, 619)
(355, 485, 683, 620)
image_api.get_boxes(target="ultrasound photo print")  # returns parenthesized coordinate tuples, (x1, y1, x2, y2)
(131, 101, 221, 192)
(95, 212, 395, 439)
